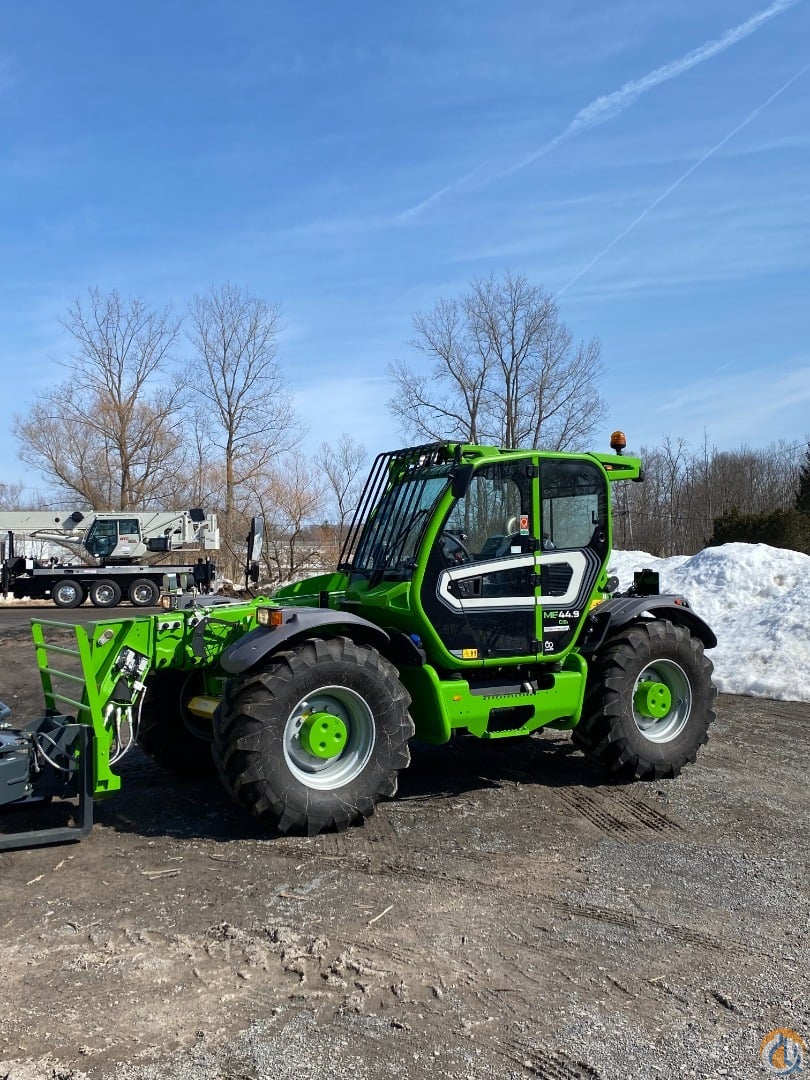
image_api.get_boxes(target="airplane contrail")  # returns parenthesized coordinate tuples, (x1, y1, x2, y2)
(555, 62, 810, 298)
(507, 0, 801, 175)
(396, 164, 486, 222)
(399, 0, 801, 218)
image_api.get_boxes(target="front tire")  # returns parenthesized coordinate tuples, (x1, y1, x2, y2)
(213, 636, 414, 835)
(573, 620, 716, 780)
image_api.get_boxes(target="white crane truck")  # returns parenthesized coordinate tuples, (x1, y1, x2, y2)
(0, 508, 218, 608)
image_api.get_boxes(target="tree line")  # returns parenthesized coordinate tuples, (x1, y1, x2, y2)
(2, 274, 808, 580)
(615, 436, 809, 557)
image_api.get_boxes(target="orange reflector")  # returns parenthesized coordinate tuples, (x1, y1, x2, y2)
(269, 608, 284, 627)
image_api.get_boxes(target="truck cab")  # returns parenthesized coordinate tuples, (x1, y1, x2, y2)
(83, 516, 146, 561)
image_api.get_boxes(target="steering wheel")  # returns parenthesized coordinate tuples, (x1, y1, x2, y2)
(440, 530, 471, 565)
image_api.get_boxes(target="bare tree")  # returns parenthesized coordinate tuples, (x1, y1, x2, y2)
(186, 284, 299, 560)
(314, 434, 368, 567)
(244, 454, 326, 585)
(389, 272, 606, 450)
(13, 288, 186, 508)
(621, 436, 804, 556)
(796, 444, 810, 513)
(0, 481, 28, 510)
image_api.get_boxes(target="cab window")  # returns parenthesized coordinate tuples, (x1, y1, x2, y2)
(442, 463, 530, 563)
(540, 459, 607, 554)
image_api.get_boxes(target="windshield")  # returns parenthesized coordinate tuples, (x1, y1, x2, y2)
(351, 472, 450, 575)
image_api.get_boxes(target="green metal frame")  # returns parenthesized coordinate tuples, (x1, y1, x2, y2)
(30, 602, 265, 799)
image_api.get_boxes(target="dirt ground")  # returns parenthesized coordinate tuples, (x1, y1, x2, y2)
(0, 623, 807, 1080)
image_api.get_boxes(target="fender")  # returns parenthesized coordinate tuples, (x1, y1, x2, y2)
(220, 607, 392, 676)
(578, 595, 717, 655)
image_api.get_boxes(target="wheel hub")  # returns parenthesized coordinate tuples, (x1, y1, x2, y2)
(634, 680, 672, 719)
(299, 711, 348, 759)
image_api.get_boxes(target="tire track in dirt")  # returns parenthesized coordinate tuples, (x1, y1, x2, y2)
(359, 848, 763, 967)
(492, 1031, 603, 1079)
(546, 898, 748, 958)
(553, 787, 682, 837)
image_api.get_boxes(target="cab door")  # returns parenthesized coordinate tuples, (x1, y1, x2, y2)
(536, 458, 610, 656)
(418, 459, 541, 660)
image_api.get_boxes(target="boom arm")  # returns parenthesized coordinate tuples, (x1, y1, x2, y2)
(0, 509, 219, 562)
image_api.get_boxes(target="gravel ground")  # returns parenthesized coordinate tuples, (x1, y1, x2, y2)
(0, 624, 807, 1080)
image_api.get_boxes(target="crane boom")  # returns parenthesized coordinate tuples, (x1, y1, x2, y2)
(1, 509, 219, 607)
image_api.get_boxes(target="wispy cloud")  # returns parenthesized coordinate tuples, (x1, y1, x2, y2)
(510, 0, 801, 173)
(556, 61, 810, 297)
(612, 359, 810, 449)
(401, 0, 801, 220)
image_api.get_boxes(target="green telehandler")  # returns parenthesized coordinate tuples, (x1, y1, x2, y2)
(0, 435, 716, 850)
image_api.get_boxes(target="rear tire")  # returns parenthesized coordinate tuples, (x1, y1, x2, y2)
(89, 578, 122, 608)
(129, 577, 160, 607)
(52, 579, 85, 609)
(573, 620, 716, 780)
(213, 636, 414, 835)
(137, 671, 216, 778)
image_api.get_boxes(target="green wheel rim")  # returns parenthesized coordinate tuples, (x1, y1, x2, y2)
(283, 685, 375, 789)
(632, 660, 691, 743)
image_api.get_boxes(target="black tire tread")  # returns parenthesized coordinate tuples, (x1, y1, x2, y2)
(89, 578, 122, 608)
(213, 636, 414, 836)
(574, 619, 716, 781)
(129, 577, 160, 607)
(52, 579, 84, 609)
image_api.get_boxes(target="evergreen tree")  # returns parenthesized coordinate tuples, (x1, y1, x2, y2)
(795, 447, 810, 514)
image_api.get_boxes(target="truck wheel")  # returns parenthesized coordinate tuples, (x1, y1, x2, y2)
(213, 636, 414, 835)
(52, 579, 85, 608)
(574, 620, 716, 780)
(129, 578, 160, 607)
(88, 579, 122, 608)
(137, 671, 216, 778)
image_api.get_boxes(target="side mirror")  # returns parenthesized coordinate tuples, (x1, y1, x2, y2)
(245, 518, 264, 586)
(451, 464, 474, 499)
(248, 518, 264, 564)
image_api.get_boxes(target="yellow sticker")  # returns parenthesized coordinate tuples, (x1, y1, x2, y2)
(461, 648, 479, 659)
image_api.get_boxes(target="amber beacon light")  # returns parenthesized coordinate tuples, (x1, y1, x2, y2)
(609, 430, 627, 455)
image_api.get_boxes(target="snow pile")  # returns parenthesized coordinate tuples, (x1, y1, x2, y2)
(609, 543, 810, 703)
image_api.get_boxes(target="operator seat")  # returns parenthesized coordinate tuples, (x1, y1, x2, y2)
(495, 516, 519, 557)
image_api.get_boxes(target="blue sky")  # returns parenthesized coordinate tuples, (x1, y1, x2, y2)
(1, 0, 809, 496)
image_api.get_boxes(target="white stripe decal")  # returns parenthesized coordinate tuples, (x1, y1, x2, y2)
(535, 550, 589, 608)
(436, 550, 589, 613)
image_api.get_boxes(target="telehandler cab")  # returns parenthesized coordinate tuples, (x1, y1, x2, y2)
(0, 435, 716, 850)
